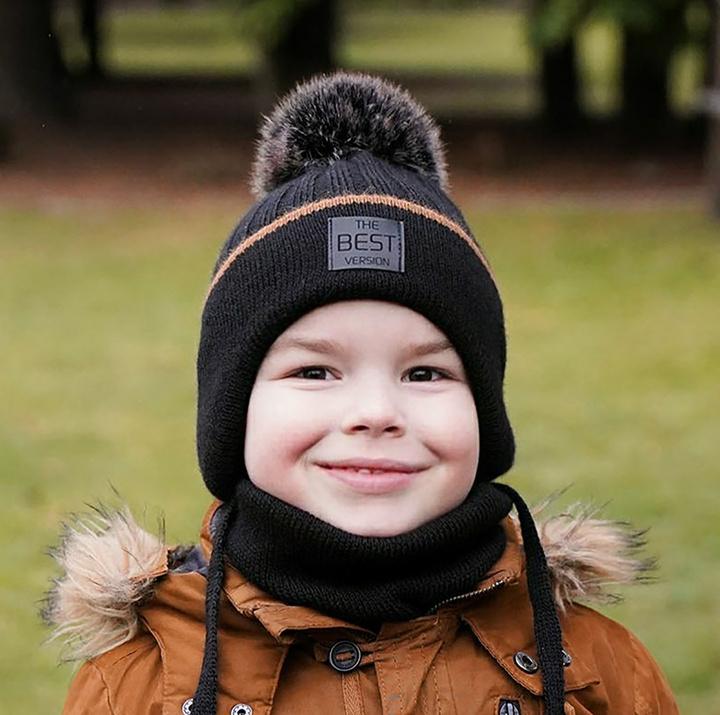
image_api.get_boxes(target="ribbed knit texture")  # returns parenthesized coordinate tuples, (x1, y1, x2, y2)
(225, 479, 511, 628)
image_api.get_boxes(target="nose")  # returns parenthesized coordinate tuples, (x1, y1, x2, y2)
(340, 376, 405, 437)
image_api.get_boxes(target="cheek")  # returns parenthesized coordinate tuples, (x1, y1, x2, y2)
(425, 391, 480, 468)
(244, 385, 327, 487)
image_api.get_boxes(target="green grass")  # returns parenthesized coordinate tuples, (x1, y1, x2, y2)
(55, 5, 704, 115)
(1, 204, 719, 713)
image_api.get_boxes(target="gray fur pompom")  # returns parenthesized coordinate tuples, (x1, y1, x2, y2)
(250, 72, 448, 197)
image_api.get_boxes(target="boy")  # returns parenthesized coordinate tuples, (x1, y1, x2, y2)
(46, 72, 679, 715)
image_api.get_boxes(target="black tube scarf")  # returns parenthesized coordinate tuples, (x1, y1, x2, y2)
(191, 481, 565, 715)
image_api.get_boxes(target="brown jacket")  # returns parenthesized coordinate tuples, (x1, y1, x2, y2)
(47, 504, 679, 715)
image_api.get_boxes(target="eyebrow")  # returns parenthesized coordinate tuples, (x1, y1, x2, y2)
(268, 336, 455, 358)
(268, 336, 345, 356)
(404, 339, 455, 358)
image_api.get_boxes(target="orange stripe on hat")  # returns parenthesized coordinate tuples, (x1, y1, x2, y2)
(205, 193, 496, 303)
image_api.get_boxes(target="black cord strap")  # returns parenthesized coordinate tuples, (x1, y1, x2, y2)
(191, 503, 233, 715)
(494, 483, 565, 715)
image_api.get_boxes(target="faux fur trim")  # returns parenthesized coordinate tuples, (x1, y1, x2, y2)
(42, 507, 167, 662)
(43, 503, 652, 661)
(536, 504, 654, 613)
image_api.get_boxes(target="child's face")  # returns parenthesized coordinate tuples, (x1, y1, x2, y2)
(244, 300, 479, 537)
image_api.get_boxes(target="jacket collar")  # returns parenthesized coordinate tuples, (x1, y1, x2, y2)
(201, 501, 600, 694)
(202, 501, 518, 640)
(43, 492, 646, 694)
(200, 501, 375, 641)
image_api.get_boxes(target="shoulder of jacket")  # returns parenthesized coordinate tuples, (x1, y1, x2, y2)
(560, 600, 639, 649)
(556, 605, 678, 713)
(89, 629, 161, 673)
(43, 505, 206, 663)
(62, 632, 165, 715)
(627, 631, 680, 714)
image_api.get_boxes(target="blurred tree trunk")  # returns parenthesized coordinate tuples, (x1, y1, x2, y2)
(258, 0, 337, 110)
(539, 36, 582, 133)
(0, 0, 72, 141)
(620, 28, 671, 146)
(620, 4, 684, 147)
(703, 0, 717, 88)
(706, 0, 720, 215)
(81, 0, 103, 76)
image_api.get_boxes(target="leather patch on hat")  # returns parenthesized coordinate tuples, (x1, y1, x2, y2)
(328, 217, 404, 272)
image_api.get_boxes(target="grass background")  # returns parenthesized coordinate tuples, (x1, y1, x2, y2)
(1, 203, 718, 712)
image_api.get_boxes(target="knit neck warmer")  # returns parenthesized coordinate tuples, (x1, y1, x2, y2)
(191, 482, 566, 715)
(224, 479, 512, 629)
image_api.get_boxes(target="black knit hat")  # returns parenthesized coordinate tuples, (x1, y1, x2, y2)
(197, 72, 515, 502)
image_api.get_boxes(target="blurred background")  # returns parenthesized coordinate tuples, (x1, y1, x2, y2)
(1, 0, 719, 712)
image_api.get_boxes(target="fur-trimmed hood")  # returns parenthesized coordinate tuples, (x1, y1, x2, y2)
(43, 504, 652, 663)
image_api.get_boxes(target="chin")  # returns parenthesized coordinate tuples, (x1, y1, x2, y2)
(333, 512, 425, 538)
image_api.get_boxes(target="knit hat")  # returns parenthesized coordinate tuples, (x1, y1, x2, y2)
(197, 72, 514, 502)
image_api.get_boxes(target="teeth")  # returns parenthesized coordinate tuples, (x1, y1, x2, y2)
(330, 466, 402, 475)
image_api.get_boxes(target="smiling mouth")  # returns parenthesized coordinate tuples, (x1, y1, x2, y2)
(317, 459, 426, 474)
(316, 460, 427, 493)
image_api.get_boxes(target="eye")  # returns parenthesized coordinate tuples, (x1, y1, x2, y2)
(292, 366, 334, 380)
(404, 366, 448, 382)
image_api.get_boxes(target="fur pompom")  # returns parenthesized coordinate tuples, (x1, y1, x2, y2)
(251, 72, 448, 197)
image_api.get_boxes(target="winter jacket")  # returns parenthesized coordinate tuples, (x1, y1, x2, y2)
(46, 502, 679, 715)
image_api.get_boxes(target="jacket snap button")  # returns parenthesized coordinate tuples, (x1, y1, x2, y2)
(513, 651, 539, 674)
(499, 701, 521, 715)
(231, 705, 253, 715)
(328, 640, 362, 672)
(182, 699, 193, 715)
(562, 649, 572, 667)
